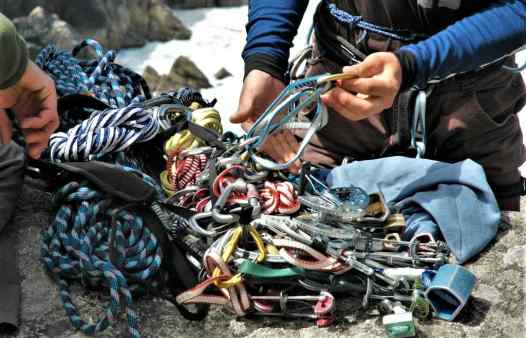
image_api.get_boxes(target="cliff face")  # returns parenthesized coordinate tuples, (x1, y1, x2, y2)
(1, 0, 191, 50)
(0, 0, 249, 51)
(167, 0, 247, 8)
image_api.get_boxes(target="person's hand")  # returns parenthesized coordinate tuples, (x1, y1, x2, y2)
(322, 52, 402, 132)
(0, 109, 12, 144)
(0, 61, 59, 158)
(232, 69, 302, 173)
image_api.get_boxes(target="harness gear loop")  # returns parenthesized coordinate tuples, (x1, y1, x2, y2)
(411, 90, 429, 159)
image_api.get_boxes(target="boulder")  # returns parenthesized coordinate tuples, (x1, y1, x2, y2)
(59, 0, 192, 49)
(156, 56, 211, 92)
(1, 0, 192, 50)
(143, 66, 162, 92)
(13, 6, 79, 58)
(214, 67, 232, 80)
(148, 0, 192, 41)
(167, 0, 248, 8)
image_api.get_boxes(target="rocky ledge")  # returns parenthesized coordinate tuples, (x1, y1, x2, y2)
(3, 0, 192, 52)
(0, 184, 523, 338)
(143, 56, 212, 93)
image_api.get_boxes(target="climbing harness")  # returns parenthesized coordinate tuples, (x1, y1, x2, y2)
(411, 90, 429, 159)
(326, 2, 427, 43)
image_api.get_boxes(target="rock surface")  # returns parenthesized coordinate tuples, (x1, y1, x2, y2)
(1, 0, 191, 50)
(143, 66, 163, 92)
(0, 184, 524, 338)
(214, 67, 232, 80)
(146, 56, 212, 92)
(168, 0, 248, 8)
(13, 7, 79, 59)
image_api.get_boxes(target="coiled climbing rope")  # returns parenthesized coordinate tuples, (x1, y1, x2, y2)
(164, 107, 223, 156)
(40, 167, 163, 338)
(49, 104, 161, 162)
(36, 39, 150, 108)
(161, 106, 223, 195)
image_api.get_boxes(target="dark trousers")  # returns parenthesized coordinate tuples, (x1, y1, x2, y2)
(0, 142, 24, 333)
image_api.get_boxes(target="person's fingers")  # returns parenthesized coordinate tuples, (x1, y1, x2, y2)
(261, 134, 284, 164)
(19, 107, 58, 130)
(343, 56, 383, 78)
(322, 88, 389, 121)
(26, 141, 47, 159)
(24, 122, 58, 160)
(23, 129, 47, 145)
(19, 115, 47, 130)
(22, 119, 57, 145)
(231, 102, 253, 124)
(24, 128, 49, 159)
(22, 112, 58, 159)
(42, 114, 58, 133)
(0, 109, 13, 144)
(241, 121, 253, 132)
(263, 131, 302, 174)
(339, 77, 399, 98)
(367, 115, 387, 135)
(272, 132, 295, 163)
(282, 130, 302, 173)
(233, 70, 285, 125)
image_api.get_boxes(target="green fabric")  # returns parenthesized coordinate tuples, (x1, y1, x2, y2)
(0, 13, 27, 90)
(239, 261, 303, 279)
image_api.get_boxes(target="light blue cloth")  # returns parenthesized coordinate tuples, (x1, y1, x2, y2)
(326, 156, 501, 263)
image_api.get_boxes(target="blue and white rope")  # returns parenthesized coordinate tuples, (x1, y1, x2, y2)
(36, 39, 150, 108)
(49, 105, 161, 162)
(326, 2, 425, 42)
(41, 171, 162, 338)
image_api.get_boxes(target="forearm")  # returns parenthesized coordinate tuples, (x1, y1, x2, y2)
(0, 13, 28, 90)
(242, 0, 308, 82)
(396, 0, 526, 90)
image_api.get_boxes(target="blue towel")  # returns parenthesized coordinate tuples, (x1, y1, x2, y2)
(326, 156, 501, 263)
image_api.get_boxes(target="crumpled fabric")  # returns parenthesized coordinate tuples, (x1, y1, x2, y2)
(326, 156, 501, 263)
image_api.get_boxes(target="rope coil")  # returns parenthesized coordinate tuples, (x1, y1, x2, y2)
(49, 105, 161, 162)
(41, 174, 162, 338)
(36, 39, 150, 108)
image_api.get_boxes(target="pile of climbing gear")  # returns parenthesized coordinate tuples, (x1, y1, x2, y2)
(27, 39, 216, 338)
(26, 39, 478, 338)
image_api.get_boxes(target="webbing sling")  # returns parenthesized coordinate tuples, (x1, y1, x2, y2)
(239, 261, 304, 279)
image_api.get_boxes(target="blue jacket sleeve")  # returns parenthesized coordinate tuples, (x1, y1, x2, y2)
(242, 0, 308, 81)
(398, 0, 526, 89)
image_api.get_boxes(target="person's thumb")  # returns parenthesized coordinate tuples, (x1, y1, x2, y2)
(345, 54, 383, 78)
(0, 109, 13, 144)
(231, 99, 253, 124)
